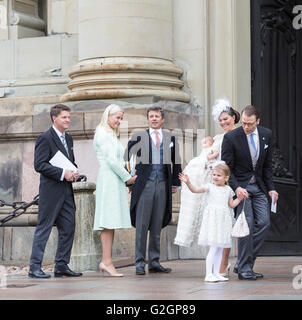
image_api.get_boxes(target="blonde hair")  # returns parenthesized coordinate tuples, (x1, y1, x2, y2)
(213, 163, 230, 185)
(97, 104, 124, 136)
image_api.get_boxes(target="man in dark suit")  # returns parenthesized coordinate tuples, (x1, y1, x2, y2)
(126, 107, 182, 275)
(28, 104, 82, 279)
(222, 105, 278, 280)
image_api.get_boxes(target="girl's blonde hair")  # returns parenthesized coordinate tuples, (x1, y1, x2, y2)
(213, 163, 230, 185)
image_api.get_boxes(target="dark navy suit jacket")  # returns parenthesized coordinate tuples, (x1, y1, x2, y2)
(34, 127, 77, 222)
(221, 125, 275, 197)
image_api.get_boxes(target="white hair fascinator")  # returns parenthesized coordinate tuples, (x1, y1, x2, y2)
(212, 98, 231, 122)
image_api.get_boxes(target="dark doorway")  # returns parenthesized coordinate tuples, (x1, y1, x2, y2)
(251, 0, 302, 255)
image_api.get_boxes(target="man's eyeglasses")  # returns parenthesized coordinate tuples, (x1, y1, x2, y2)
(241, 121, 257, 127)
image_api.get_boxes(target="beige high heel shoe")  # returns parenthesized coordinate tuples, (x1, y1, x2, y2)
(219, 262, 231, 277)
(99, 263, 124, 277)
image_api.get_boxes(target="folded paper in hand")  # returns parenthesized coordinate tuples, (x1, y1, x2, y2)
(129, 155, 136, 176)
(271, 194, 277, 213)
(49, 151, 78, 172)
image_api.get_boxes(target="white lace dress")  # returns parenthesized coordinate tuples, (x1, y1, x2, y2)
(174, 134, 223, 247)
(198, 183, 234, 248)
(174, 148, 214, 247)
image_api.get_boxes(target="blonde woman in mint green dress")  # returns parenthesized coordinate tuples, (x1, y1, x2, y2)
(93, 104, 137, 277)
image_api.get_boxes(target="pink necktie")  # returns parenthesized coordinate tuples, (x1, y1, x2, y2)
(155, 130, 161, 149)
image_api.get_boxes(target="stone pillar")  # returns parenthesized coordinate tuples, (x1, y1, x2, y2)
(173, 0, 208, 112)
(61, 0, 189, 103)
(70, 181, 101, 272)
(208, 0, 251, 135)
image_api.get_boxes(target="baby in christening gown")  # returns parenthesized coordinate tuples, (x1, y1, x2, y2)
(174, 136, 219, 247)
(200, 136, 219, 174)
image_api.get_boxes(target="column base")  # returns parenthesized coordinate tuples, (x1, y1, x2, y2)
(61, 57, 190, 103)
(69, 254, 101, 272)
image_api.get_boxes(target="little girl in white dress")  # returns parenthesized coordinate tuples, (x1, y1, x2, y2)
(174, 136, 219, 247)
(179, 162, 243, 283)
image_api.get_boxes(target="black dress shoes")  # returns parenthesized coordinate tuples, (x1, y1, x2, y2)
(235, 268, 263, 279)
(252, 272, 263, 279)
(136, 267, 146, 275)
(238, 271, 257, 280)
(149, 265, 172, 273)
(28, 269, 51, 279)
(54, 266, 83, 277)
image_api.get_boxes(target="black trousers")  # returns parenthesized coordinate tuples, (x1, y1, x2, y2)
(235, 183, 270, 273)
(29, 186, 76, 271)
(135, 179, 167, 269)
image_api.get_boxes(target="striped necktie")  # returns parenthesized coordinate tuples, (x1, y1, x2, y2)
(154, 130, 161, 149)
(61, 134, 69, 156)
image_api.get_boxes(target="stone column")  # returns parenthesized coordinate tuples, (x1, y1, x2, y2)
(70, 181, 101, 272)
(173, 0, 208, 112)
(61, 0, 189, 103)
(208, 0, 251, 135)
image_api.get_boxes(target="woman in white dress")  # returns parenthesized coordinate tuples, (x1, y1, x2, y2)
(174, 98, 240, 275)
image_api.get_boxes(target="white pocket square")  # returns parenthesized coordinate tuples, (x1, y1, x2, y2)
(169, 142, 174, 148)
(264, 144, 269, 149)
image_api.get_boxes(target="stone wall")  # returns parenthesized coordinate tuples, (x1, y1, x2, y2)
(0, 34, 78, 98)
(0, 97, 206, 266)
(0, 0, 252, 265)
(0, 97, 201, 201)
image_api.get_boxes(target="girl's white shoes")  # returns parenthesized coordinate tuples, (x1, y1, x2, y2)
(204, 274, 229, 282)
(205, 275, 219, 282)
(215, 274, 229, 281)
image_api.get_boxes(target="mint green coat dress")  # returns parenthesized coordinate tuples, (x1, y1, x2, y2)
(93, 126, 132, 231)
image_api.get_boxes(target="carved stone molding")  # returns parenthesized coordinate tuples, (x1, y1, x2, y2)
(61, 57, 190, 103)
(10, 10, 45, 30)
(260, 0, 296, 69)
(7, 0, 45, 38)
(272, 147, 293, 179)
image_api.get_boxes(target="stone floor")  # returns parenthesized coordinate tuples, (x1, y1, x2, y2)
(0, 256, 301, 300)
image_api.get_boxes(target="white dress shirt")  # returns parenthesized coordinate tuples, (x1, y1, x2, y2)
(149, 128, 163, 146)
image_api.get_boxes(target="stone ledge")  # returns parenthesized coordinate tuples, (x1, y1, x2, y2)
(0, 206, 38, 227)
(0, 95, 62, 117)
(0, 97, 201, 141)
